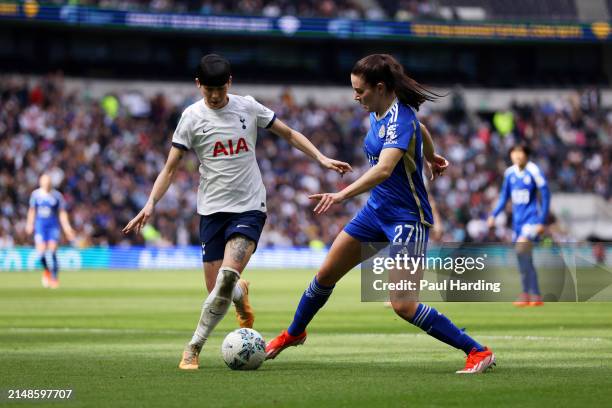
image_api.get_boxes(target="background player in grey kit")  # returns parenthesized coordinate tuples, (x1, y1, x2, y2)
(122, 54, 352, 370)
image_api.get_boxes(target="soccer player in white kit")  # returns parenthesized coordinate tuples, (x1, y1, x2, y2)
(122, 54, 352, 370)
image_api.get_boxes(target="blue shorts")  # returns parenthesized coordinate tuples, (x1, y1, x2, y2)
(34, 225, 60, 244)
(344, 205, 429, 255)
(513, 223, 540, 243)
(199, 210, 267, 262)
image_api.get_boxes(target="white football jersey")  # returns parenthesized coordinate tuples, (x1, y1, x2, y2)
(172, 94, 275, 215)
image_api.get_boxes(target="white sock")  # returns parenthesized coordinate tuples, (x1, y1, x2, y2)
(232, 281, 244, 303)
(189, 266, 240, 348)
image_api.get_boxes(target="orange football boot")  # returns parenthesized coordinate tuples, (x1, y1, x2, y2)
(178, 344, 201, 370)
(41, 269, 52, 288)
(456, 347, 496, 374)
(512, 293, 530, 307)
(528, 294, 544, 307)
(265, 330, 307, 360)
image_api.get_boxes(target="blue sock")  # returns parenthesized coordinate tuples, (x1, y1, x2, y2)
(524, 254, 541, 295)
(39, 253, 49, 270)
(410, 303, 484, 354)
(287, 277, 334, 336)
(516, 253, 531, 294)
(51, 252, 59, 279)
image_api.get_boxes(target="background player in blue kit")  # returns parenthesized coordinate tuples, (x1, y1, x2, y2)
(266, 54, 496, 374)
(25, 174, 76, 289)
(488, 144, 551, 307)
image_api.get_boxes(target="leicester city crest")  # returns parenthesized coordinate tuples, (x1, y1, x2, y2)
(385, 123, 399, 144)
(378, 125, 386, 139)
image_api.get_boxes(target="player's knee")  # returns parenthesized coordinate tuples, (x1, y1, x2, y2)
(515, 240, 531, 254)
(390, 300, 418, 320)
(216, 267, 239, 297)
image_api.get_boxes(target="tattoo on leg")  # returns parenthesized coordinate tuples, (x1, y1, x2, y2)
(229, 236, 254, 263)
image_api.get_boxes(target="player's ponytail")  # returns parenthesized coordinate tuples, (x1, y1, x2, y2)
(351, 54, 441, 110)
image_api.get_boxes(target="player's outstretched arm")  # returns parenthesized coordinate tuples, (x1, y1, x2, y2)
(420, 123, 448, 180)
(25, 207, 35, 236)
(535, 176, 551, 235)
(309, 147, 404, 214)
(59, 210, 76, 242)
(122, 147, 184, 235)
(487, 175, 511, 228)
(268, 118, 352, 175)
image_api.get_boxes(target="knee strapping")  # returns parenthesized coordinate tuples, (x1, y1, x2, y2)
(215, 267, 240, 298)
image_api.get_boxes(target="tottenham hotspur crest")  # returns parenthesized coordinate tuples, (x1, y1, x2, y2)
(239, 115, 246, 129)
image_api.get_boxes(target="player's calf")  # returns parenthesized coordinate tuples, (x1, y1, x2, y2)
(181, 266, 240, 369)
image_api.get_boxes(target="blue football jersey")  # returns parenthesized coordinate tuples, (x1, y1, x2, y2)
(29, 188, 65, 229)
(492, 162, 551, 229)
(363, 99, 433, 226)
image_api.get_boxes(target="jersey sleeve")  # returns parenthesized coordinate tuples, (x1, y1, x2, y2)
(56, 191, 66, 211)
(527, 163, 550, 223)
(245, 96, 276, 129)
(527, 162, 547, 188)
(382, 111, 415, 151)
(171, 109, 193, 151)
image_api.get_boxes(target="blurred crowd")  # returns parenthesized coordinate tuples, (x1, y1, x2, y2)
(48, 0, 372, 19)
(0, 74, 610, 248)
(45, 0, 444, 21)
(42, 0, 586, 21)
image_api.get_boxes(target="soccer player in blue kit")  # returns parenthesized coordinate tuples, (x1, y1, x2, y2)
(266, 54, 496, 374)
(488, 144, 550, 306)
(25, 173, 75, 289)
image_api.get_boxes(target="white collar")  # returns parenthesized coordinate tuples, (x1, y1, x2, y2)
(375, 98, 398, 121)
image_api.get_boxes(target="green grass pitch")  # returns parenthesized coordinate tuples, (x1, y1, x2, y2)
(1, 269, 611, 407)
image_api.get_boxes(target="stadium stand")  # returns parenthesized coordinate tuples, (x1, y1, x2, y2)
(0, 74, 609, 248)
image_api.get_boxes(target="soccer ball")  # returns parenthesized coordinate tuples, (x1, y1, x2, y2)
(221, 328, 266, 370)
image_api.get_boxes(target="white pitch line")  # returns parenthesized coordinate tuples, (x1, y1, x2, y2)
(2, 327, 186, 335)
(1, 328, 609, 342)
(320, 332, 609, 343)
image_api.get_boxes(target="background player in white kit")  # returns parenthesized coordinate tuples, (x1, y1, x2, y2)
(122, 54, 352, 370)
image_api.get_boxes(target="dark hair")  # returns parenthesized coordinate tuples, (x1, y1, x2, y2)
(196, 54, 231, 86)
(351, 54, 440, 110)
(509, 144, 531, 158)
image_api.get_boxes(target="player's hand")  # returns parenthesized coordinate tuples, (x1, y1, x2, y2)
(428, 154, 449, 180)
(319, 156, 353, 176)
(122, 202, 155, 235)
(25, 223, 34, 235)
(535, 224, 545, 236)
(65, 228, 76, 242)
(487, 216, 495, 229)
(432, 222, 443, 241)
(309, 192, 344, 214)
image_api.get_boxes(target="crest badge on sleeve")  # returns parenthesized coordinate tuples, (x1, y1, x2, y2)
(385, 123, 399, 144)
